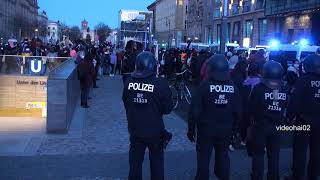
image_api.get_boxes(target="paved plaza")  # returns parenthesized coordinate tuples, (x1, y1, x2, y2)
(0, 76, 293, 180)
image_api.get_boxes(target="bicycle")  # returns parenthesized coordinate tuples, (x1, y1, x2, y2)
(169, 69, 192, 109)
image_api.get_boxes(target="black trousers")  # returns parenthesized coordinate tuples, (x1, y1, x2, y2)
(80, 82, 89, 105)
(129, 136, 164, 180)
(251, 126, 281, 180)
(195, 135, 230, 180)
(292, 123, 320, 180)
(110, 64, 115, 74)
(115, 64, 121, 75)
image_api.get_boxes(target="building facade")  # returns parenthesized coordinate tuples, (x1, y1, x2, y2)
(81, 19, 96, 42)
(148, 0, 186, 48)
(212, 0, 267, 47)
(0, 0, 39, 41)
(186, 0, 204, 43)
(37, 10, 48, 42)
(47, 21, 60, 44)
(265, 0, 320, 45)
(118, 10, 152, 49)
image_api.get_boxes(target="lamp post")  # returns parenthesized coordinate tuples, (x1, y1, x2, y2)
(220, 0, 228, 53)
(34, 28, 39, 38)
(166, 17, 171, 48)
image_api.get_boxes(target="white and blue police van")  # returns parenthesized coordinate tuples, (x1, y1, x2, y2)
(267, 39, 320, 66)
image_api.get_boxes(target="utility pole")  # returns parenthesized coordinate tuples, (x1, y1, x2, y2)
(220, 0, 228, 53)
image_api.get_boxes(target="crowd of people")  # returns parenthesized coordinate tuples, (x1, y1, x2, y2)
(120, 41, 320, 180)
(1, 36, 319, 179)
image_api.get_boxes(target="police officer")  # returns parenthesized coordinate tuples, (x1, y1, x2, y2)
(122, 52, 173, 180)
(248, 61, 287, 180)
(286, 54, 320, 180)
(188, 54, 242, 180)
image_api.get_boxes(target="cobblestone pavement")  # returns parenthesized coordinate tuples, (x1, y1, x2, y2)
(0, 76, 292, 180)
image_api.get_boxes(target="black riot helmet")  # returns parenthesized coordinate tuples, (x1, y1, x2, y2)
(262, 60, 284, 89)
(207, 54, 230, 81)
(303, 54, 320, 75)
(135, 51, 157, 73)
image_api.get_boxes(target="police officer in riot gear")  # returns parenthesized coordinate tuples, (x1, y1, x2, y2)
(286, 54, 320, 180)
(122, 52, 173, 180)
(189, 54, 242, 180)
(248, 60, 288, 180)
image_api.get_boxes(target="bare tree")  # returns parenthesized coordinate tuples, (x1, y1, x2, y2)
(95, 23, 112, 42)
(68, 26, 82, 42)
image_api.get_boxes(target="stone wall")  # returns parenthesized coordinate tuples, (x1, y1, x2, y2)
(47, 60, 80, 133)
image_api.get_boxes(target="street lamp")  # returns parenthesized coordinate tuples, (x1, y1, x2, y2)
(34, 28, 39, 38)
(166, 17, 171, 48)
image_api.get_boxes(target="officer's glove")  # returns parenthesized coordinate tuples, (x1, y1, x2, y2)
(187, 130, 196, 143)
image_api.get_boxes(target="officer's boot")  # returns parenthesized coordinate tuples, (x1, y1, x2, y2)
(267, 174, 279, 180)
(284, 175, 306, 180)
(308, 175, 320, 180)
(251, 173, 263, 180)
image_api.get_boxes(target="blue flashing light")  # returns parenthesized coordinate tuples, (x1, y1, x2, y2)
(299, 38, 309, 46)
(269, 39, 280, 47)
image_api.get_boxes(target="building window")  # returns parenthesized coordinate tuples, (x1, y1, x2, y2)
(258, 18, 267, 44)
(185, 20, 187, 30)
(233, 21, 241, 43)
(232, 3, 239, 15)
(255, 0, 264, 10)
(217, 24, 221, 44)
(243, 0, 251, 13)
(214, 8, 221, 18)
(227, 23, 231, 43)
(244, 20, 253, 38)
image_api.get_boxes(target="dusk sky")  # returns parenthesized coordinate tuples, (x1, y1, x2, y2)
(38, 0, 154, 29)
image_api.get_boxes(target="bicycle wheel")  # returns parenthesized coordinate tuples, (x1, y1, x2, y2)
(183, 85, 192, 105)
(170, 86, 179, 109)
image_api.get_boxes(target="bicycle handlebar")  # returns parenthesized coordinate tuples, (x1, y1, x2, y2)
(175, 69, 192, 76)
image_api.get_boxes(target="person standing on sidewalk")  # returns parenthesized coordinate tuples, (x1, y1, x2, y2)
(109, 50, 116, 76)
(248, 61, 288, 180)
(78, 51, 95, 108)
(122, 52, 173, 180)
(286, 55, 320, 180)
(188, 54, 242, 180)
(115, 50, 123, 75)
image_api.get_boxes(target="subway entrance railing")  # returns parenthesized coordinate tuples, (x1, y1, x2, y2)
(0, 55, 70, 76)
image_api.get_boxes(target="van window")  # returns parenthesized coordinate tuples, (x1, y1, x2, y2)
(269, 51, 282, 61)
(283, 51, 297, 60)
(300, 51, 315, 60)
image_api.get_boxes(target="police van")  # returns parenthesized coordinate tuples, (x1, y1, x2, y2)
(267, 44, 320, 66)
(234, 47, 259, 57)
(209, 43, 240, 53)
(180, 43, 210, 51)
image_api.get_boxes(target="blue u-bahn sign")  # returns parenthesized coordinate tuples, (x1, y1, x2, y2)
(28, 59, 46, 75)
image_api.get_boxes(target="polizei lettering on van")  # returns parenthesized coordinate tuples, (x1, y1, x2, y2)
(210, 85, 234, 93)
(128, 83, 154, 93)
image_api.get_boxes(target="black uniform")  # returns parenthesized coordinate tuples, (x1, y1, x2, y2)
(191, 80, 241, 180)
(190, 55, 242, 180)
(247, 60, 287, 180)
(122, 52, 173, 180)
(287, 74, 320, 180)
(248, 83, 288, 180)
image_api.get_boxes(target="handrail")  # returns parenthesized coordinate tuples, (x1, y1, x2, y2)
(0, 55, 71, 59)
